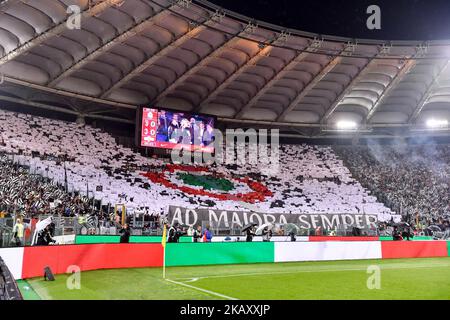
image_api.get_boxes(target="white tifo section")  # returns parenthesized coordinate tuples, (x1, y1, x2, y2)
(0, 109, 394, 216)
(0, 247, 24, 280)
(274, 241, 382, 263)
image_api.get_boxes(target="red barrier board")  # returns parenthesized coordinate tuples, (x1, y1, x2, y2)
(309, 236, 379, 241)
(381, 241, 448, 259)
(22, 244, 163, 279)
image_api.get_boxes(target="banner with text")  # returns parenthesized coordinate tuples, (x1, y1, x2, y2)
(167, 206, 378, 229)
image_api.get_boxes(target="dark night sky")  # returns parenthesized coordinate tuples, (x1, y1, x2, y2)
(207, 0, 450, 41)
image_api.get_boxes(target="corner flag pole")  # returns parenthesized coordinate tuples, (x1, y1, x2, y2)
(162, 223, 167, 279)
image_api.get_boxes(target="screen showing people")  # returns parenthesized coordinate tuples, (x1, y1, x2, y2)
(141, 108, 215, 152)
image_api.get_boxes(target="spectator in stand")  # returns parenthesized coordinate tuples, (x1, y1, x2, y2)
(392, 226, 403, 241)
(12, 217, 24, 246)
(245, 226, 256, 242)
(262, 226, 272, 242)
(36, 224, 56, 246)
(193, 225, 203, 242)
(167, 223, 177, 243)
(203, 226, 213, 242)
(335, 144, 450, 233)
(442, 221, 450, 240)
(119, 224, 131, 243)
(0, 154, 93, 220)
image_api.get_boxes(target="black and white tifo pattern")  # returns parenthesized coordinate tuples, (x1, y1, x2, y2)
(0, 108, 397, 217)
(85, 214, 98, 228)
(0, 155, 90, 214)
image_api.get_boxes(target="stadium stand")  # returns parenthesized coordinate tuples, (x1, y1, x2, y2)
(335, 145, 450, 228)
(0, 154, 91, 217)
(0, 256, 22, 300)
(0, 109, 394, 217)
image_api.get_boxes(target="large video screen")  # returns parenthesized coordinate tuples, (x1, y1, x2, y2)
(140, 107, 215, 152)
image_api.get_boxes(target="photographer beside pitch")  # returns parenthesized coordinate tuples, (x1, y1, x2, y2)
(119, 223, 131, 243)
(192, 225, 202, 242)
(167, 223, 186, 243)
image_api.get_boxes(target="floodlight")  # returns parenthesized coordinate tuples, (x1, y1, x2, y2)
(336, 120, 358, 130)
(426, 119, 448, 129)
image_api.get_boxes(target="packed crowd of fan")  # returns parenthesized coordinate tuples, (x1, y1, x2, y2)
(0, 154, 92, 218)
(0, 109, 395, 219)
(335, 144, 450, 229)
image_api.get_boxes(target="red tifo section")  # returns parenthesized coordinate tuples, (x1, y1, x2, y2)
(21, 243, 163, 279)
(141, 164, 272, 203)
(381, 241, 448, 259)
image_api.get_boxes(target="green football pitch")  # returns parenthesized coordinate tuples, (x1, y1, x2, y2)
(18, 257, 450, 300)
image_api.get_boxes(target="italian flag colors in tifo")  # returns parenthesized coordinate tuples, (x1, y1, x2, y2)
(141, 164, 272, 203)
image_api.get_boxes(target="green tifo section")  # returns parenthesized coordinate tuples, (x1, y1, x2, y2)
(24, 258, 450, 300)
(75, 235, 192, 244)
(379, 236, 434, 241)
(177, 172, 234, 191)
(165, 242, 274, 267)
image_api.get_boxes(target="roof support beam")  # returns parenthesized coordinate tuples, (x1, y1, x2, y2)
(218, 116, 413, 128)
(320, 57, 378, 124)
(85, 113, 134, 124)
(0, 0, 23, 10)
(0, 94, 134, 124)
(234, 41, 321, 119)
(275, 48, 358, 122)
(277, 43, 364, 122)
(151, 24, 266, 105)
(276, 57, 341, 122)
(100, 17, 215, 99)
(0, 0, 124, 66)
(0, 94, 77, 115)
(3, 76, 136, 110)
(47, 4, 178, 87)
(322, 44, 427, 124)
(365, 59, 417, 122)
(191, 32, 289, 113)
(408, 59, 450, 123)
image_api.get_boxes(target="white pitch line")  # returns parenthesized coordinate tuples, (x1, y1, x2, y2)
(165, 278, 238, 300)
(176, 262, 450, 282)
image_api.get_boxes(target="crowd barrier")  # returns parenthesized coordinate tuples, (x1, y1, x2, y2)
(308, 236, 379, 241)
(166, 242, 274, 267)
(74, 235, 437, 244)
(381, 241, 448, 259)
(274, 241, 382, 262)
(75, 235, 192, 244)
(75, 235, 310, 244)
(378, 236, 434, 241)
(1, 241, 449, 280)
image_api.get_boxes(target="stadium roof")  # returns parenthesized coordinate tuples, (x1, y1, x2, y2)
(0, 0, 450, 136)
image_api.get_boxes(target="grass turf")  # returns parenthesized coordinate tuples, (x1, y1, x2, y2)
(23, 257, 450, 300)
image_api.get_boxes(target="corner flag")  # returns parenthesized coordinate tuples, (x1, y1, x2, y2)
(162, 224, 167, 248)
(162, 224, 167, 278)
